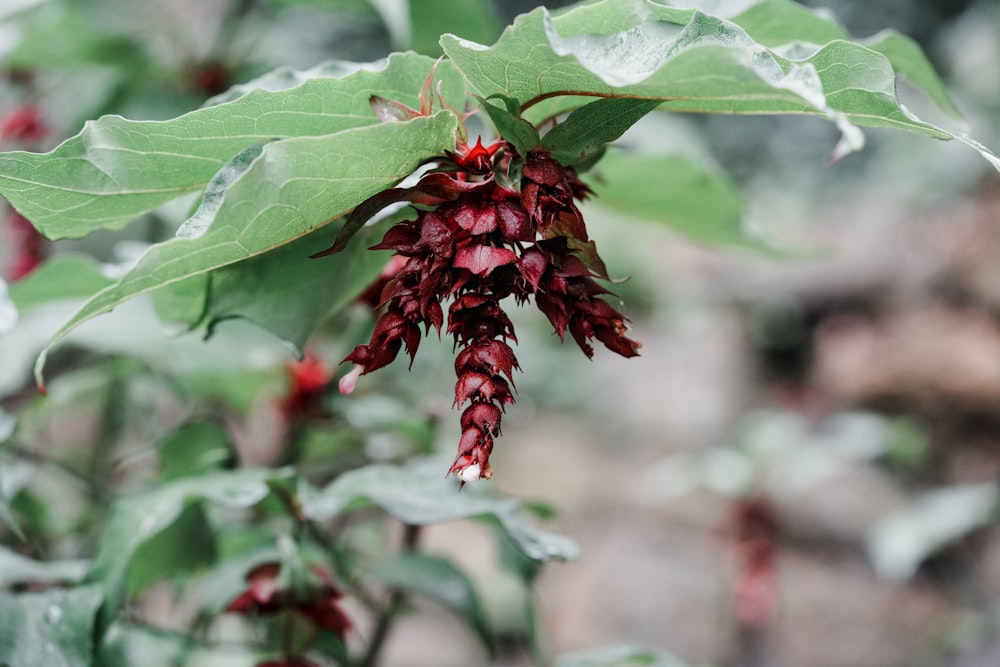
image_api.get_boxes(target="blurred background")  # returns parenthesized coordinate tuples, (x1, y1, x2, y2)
(2, 1, 1000, 666)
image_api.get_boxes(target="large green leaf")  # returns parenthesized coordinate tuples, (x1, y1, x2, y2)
(195, 226, 391, 352)
(0, 584, 105, 667)
(442, 1, 998, 167)
(300, 459, 579, 562)
(0, 52, 462, 238)
(729, 1, 962, 118)
(33, 112, 458, 387)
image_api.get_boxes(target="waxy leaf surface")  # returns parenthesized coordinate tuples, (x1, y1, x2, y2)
(442, 0, 997, 167)
(0, 53, 463, 238)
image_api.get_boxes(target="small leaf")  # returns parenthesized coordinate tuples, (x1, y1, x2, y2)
(0, 584, 105, 667)
(300, 458, 578, 562)
(541, 98, 660, 167)
(370, 552, 493, 651)
(476, 97, 540, 158)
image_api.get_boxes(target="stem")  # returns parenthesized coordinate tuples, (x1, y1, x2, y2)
(520, 90, 611, 112)
(359, 523, 422, 667)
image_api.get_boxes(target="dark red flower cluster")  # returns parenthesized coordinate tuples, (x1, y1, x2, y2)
(225, 561, 352, 638)
(333, 137, 640, 483)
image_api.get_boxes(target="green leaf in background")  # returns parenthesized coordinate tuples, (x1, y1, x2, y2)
(540, 98, 661, 168)
(157, 419, 234, 481)
(0, 52, 462, 238)
(407, 0, 502, 57)
(0, 546, 88, 587)
(586, 151, 764, 251)
(370, 551, 493, 651)
(300, 458, 579, 562)
(554, 644, 693, 667)
(863, 30, 963, 119)
(195, 226, 391, 352)
(0, 584, 105, 667)
(34, 112, 459, 387)
(126, 503, 218, 595)
(7, 255, 115, 310)
(86, 468, 291, 632)
(99, 622, 261, 667)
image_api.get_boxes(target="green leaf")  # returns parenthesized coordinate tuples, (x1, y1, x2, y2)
(0, 546, 88, 587)
(87, 468, 292, 632)
(0, 52, 462, 238)
(864, 30, 963, 119)
(369, 551, 492, 650)
(7, 255, 114, 310)
(477, 97, 540, 158)
(442, 1, 999, 168)
(196, 226, 391, 352)
(34, 112, 458, 387)
(555, 644, 692, 667)
(157, 419, 234, 481)
(587, 151, 765, 250)
(728, 1, 962, 119)
(540, 98, 661, 167)
(300, 458, 578, 562)
(0, 584, 105, 667)
(126, 503, 218, 595)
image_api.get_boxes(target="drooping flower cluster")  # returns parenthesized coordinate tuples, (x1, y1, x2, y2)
(329, 135, 640, 483)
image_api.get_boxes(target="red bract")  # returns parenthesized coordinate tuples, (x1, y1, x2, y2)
(0, 104, 46, 143)
(324, 116, 640, 483)
(280, 353, 333, 420)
